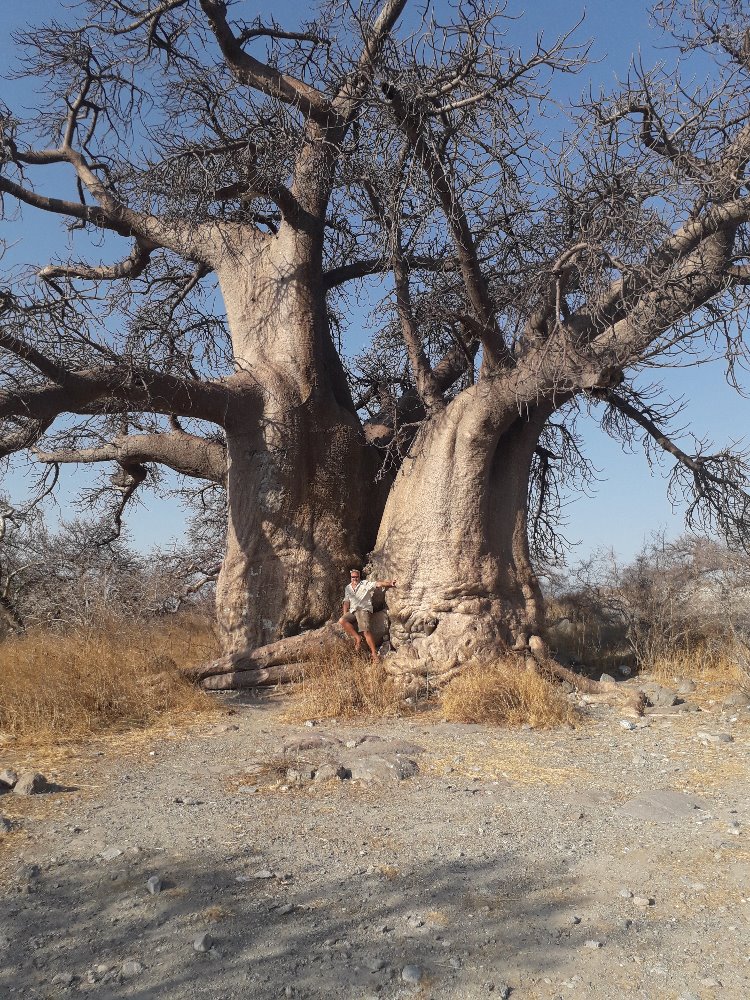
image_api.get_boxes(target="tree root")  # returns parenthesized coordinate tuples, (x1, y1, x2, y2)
(187, 627, 641, 716)
(526, 636, 646, 715)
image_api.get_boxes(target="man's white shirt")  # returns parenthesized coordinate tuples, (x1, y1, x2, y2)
(344, 579, 378, 612)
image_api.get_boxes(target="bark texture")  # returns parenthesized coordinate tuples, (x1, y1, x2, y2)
(213, 229, 385, 651)
(368, 386, 551, 684)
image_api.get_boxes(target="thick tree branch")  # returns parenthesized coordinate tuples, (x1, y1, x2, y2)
(0, 366, 231, 439)
(198, 0, 331, 119)
(35, 429, 226, 484)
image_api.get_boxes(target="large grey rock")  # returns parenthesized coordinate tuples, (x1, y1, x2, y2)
(13, 771, 53, 796)
(0, 768, 18, 789)
(618, 790, 708, 823)
(350, 737, 424, 757)
(723, 690, 750, 709)
(313, 763, 348, 781)
(640, 684, 679, 707)
(282, 734, 342, 755)
(346, 754, 419, 783)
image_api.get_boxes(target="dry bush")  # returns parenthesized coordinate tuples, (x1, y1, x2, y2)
(441, 658, 578, 728)
(650, 642, 750, 694)
(0, 612, 220, 746)
(283, 644, 404, 722)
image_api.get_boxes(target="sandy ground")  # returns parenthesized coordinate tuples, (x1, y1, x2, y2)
(1, 678, 749, 1000)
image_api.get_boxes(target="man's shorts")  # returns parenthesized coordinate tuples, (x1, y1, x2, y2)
(342, 610, 372, 632)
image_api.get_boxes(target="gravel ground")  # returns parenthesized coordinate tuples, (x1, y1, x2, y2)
(1, 677, 749, 1000)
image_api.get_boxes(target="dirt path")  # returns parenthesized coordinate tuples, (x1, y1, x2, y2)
(1, 680, 749, 999)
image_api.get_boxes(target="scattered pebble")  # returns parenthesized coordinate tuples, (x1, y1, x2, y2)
(100, 847, 124, 861)
(193, 932, 213, 953)
(401, 964, 423, 983)
(120, 960, 143, 979)
(584, 940, 603, 949)
(51, 972, 75, 986)
(146, 875, 163, 895)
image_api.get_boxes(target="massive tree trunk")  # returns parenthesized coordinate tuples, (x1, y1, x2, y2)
(369, 383, 551, 684)
(214, 227, 384, 653)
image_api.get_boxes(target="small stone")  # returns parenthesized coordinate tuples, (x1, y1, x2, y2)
(633, 896, 655, 907)
(401, 964, 423, 983)
(51, 972, 75, 986)
(100, 847, 124, 861)
(600, 673, 617, 684)
(619, 889, 633, 898)
(584, 940, 603, 949)
(146, 876, 163, 895)
(0, 768, 19, 789)
(619, 720, 636, 731)
(120, 960, 143, 979)
(13, 771, 53, 796)
(193, 932, 213, 953)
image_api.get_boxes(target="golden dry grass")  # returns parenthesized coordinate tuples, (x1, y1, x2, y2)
(0, 613, 220, 747)
(648, 644, 749, 696)
(440, 657, 579, 728)
(282, 644, 405, 722)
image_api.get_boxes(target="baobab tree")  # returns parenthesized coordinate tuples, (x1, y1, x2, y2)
(3, 0, 750, 690)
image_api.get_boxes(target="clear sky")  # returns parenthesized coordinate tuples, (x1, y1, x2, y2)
(1, 0, 747, 565)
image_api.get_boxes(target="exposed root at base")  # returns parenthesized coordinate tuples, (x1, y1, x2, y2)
(185, 627, 638, 710)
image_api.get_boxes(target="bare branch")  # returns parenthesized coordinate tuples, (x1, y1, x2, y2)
(38, 238, 154, 282)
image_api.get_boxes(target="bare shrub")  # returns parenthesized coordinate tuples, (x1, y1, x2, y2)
(283, 645, 404, 722)
(441, 659, 578, 728)
(0, 612, 220, 746)
(550, 534, 750, 683)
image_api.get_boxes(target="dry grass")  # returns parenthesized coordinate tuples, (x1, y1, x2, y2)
(0, 612, 220, 747)
(648, 644, 749, 696)
(440, 657, 579, 728)
(282, 644, 405, 722)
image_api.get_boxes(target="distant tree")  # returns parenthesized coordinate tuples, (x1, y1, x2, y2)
(3, 1, 750, 688)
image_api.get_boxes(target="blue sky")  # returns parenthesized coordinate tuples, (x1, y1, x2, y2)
(1, 0, 747, 564)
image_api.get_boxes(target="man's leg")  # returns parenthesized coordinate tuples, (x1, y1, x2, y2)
(362, 629, 379, 661)
(338, 614, 362, 652)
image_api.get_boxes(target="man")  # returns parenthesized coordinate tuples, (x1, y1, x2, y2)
(339, 569, 396, 661)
